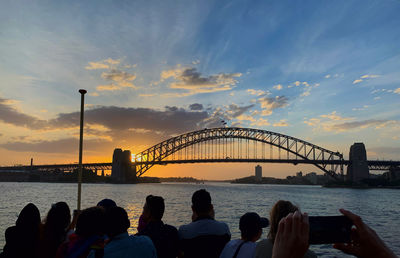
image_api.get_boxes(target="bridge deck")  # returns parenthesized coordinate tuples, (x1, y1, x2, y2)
(0, 159, 399, 172)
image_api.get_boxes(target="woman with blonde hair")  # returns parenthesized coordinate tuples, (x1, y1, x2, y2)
(254, 200, 317, 258)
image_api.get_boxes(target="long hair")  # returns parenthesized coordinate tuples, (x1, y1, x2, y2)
(40, 202, 71, 258)
(268, 200, 299, 242)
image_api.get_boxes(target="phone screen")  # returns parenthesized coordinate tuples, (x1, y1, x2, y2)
(309, 216, 353, 245)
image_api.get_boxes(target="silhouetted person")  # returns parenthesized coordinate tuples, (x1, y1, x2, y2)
(178, 189, 231, 258)
(220, 212, 269, 258)
(0, 203, 41, 258)
(255, 200, 316, 258)
(97, 206, 156, 258)
(39, 202, 71, 258)
(97, 199, 116, 211)
(57, 207, 105, 258)
(137, 195, 179, 258)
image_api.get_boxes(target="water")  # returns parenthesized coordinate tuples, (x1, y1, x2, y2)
(0, 182, 399, 257)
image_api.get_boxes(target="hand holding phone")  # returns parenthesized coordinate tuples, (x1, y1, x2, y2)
(333, 209, 397, 258)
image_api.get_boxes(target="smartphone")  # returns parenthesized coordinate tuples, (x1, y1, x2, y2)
(309, 216, 353, 245)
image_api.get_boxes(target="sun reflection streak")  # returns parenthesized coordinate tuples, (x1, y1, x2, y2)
(125, 203, 143, 235)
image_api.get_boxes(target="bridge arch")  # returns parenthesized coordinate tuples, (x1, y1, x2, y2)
(133, 127, 344, 178)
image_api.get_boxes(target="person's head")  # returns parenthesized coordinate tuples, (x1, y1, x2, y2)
(16, 203, 41, 229)
(104, 206, 130, 238)
(97, 199, 116, 211)
(191, 189, 213, 216)
(44, 202, 71, 234)
(239, 212, 269, 242)
(75, 207, 105, 238)
(268, 200, 299, 242)
(142, 195, 165, 222)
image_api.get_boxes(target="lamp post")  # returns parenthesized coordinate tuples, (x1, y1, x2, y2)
(77, 89, 87, 211)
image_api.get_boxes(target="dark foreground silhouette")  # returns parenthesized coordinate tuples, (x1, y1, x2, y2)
(0, 190, 397, 258)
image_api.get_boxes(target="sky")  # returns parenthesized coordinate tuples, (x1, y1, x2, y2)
(0, 0, 400, 179)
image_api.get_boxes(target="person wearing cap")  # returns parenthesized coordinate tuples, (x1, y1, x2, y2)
(219, 212, 269, 258)
(178, 189, 231, 258)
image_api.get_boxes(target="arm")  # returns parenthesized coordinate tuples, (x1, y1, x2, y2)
(272, 211, 310, 258)
(333, 209, 397, 258)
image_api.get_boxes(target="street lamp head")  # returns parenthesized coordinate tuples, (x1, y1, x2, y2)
(79, 89, 87, 94)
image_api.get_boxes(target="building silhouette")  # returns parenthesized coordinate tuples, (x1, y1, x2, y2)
(255, 165, 262, 182)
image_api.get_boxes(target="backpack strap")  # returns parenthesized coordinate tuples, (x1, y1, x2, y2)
(232, 241, 247, 258)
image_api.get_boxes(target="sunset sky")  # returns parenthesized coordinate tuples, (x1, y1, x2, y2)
(1, 0, 400, 179)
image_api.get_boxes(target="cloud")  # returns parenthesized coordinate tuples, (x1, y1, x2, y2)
(353, 74, 380, 84)
(288, 81, 310, 88)
(273, 120, 289, 127)
(300, 90, 310, 97)
(0, 97, 212, 135)
(236, 114, 256, 122)
(320, 111, 351, 121)
(86, 59, 137, 92)
(161, 66, 242, 96)
(273, 84, 283, 90)
(0, 97, 47, 129)
(352, 105, 369, 111)
(139, 94, 156, 97)
(96, 84, 122, 91)
(85, 62, 110, 70)
(394, 88, 400, 94)
(250, 118, 270, 127)
(257, 96, 289, 116)
(199, 103, 255, 128)
(304, 111, 399, 132)
(0, 138, 111, 154)
(101, 70, 136, 82)
(368, 147, 400, 158)
(361, 74, 380, 79)
(331, 119, 398, 131)
(226, 104, 254, 118)
(85, 58, 121, 70)
(189, 103, 204, 111)
(247, 89, 270, 96)
(96, 69, 137, 91)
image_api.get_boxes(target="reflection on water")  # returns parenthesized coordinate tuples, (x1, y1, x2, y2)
(0, 182, 399, 257)
(126, 203, 142, 235)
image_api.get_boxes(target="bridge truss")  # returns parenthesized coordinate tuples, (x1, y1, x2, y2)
(133, 127, 345, 178)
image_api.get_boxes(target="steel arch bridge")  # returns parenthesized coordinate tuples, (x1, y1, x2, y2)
(133, 127, 345, 178)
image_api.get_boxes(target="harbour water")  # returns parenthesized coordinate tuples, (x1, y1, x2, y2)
(0, 182, 399, 257)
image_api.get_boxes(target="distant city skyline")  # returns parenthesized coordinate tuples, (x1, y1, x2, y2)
(0, 0, 399, 179)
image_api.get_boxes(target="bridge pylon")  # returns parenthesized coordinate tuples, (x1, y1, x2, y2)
(347, 143, 369, 182)
(111, 149, 136, 183)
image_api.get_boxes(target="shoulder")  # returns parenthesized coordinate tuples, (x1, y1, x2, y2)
(225, 239, 241, 248)
(220, 239, 241, 258)
(179, 219, 230, 239)
(132, 235, 154, 245)
(5, 226, 16, 236)
(255, 239, 273, 258)
(164, 223, 178, 234)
